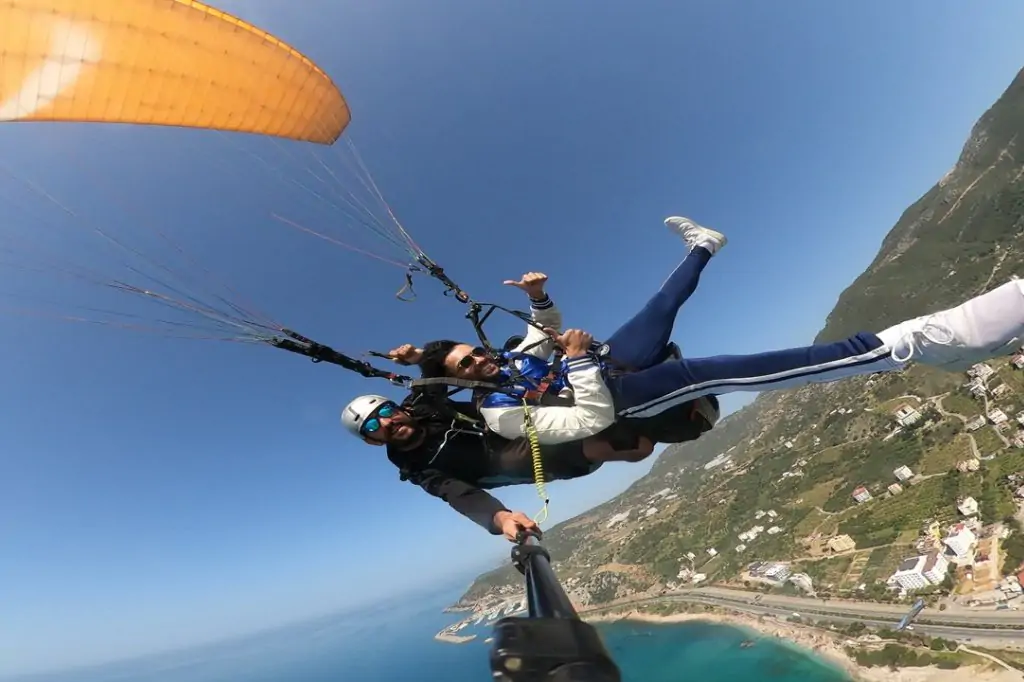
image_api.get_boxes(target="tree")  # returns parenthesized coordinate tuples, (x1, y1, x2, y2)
(941, 573, 956, 592)
(846, 621, 867, 636)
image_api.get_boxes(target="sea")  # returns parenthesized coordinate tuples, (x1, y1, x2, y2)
(4, 581, 852, 682)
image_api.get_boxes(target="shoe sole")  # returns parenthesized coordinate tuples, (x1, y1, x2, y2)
(697, 226, 727, 248)
(665, 218, 728, 250)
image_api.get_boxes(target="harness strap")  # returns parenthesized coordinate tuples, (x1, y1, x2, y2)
(410, 377, 503, 390)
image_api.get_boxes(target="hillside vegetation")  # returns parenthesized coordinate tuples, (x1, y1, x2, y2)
(456, 67, 1024, 608)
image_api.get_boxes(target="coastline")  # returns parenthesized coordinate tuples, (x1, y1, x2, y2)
(582, 608, 1024, 682)
(434, 632, 477, 644)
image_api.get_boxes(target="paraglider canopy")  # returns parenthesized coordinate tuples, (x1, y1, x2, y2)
(0, 0, 350, 144)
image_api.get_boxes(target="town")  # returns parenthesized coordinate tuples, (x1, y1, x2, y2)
(435, 598, 527, 643)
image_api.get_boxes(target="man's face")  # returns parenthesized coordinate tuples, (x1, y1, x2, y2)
(362, 404, 420, 446)
(444, 343, 502, 381)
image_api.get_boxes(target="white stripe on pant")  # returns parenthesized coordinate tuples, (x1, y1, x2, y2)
(613, 333, 902, 419)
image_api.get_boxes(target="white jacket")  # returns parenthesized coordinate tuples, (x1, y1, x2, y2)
(479, 295, 616, 444)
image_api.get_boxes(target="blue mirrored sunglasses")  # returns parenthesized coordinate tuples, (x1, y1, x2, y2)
(361, 403, 398, 435)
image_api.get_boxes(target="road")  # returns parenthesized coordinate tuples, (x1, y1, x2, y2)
(667, 595, 1024, 643)
(677, 586, 1024, 626)
(934, 394, 982, 458)
(583, 589, 1024, 649)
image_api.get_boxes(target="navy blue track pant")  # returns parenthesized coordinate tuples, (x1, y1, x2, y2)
(601, 248, 899, 418)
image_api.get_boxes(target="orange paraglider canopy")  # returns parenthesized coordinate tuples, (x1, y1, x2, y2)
(0, 0, 350, 144)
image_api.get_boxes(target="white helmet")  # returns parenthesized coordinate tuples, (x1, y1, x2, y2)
(341, 394, 392, 438)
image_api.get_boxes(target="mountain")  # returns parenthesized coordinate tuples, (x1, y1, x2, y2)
(816, 66, 1024, 343)
(454, 66, 1024, 608)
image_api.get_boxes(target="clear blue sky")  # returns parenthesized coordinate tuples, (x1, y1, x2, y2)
(2, 0, 1024, 675)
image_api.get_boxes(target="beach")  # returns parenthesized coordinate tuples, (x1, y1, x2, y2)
(583, 608, 1024, 682)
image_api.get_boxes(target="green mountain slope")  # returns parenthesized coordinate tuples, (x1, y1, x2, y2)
(455, 66, 1024, 608)
(816, 66, 1024, 343)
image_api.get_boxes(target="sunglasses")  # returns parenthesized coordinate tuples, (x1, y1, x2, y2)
(456, 347, 490, 370)
(361, 402, 398, 436)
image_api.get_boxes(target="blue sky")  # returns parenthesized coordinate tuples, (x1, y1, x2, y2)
(2, 0, 1024, 675)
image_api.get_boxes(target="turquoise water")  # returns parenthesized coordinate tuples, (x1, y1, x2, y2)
(4, 587, 851, 682)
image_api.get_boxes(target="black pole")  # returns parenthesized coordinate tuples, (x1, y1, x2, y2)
(488, 531, 621, 682)
(516, 533, 579, 620)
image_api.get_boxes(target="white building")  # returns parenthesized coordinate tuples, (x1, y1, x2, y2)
(889, 557, 929, 591)
(989, 409, 1009, 426)
(888, 483, 904, 495)
(957, 496, 979, 517)
(957, 458, 981, 473)
(943, 524, 977, 561)
(788, 573, 815, 594)
(706, 548, 718, 557)
(894, 465, 914, 482)
(894, 406, 922, 427)
(969, 363, 995, 380)
(767, 526, 782, 535)
(966, 415, 987, 431)
(827, 535, 856, 553)
(887, 551, 950, 591)
(748, 561, 793, 585)
(968, 378, 988, 398)
(922, 552, 950, 584)
(761, 563, 791, 582)
(704, 454, 733, 470)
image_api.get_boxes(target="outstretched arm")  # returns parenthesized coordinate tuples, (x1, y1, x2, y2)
(504, 272, 562, 359)
(402, 468, 510, 535)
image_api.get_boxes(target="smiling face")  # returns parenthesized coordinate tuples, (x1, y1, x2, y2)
(443, 343, 502, 381)
(361, 403, 420, 447)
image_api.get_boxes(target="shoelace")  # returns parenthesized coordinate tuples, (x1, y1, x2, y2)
(891, 316, 956, 363)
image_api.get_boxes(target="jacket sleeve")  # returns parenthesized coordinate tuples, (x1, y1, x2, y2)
(480, 356, 615, 444)
(402, 468, 510, 535)
(511, 294, 563, 360)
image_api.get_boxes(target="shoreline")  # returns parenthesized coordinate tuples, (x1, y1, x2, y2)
(581, 608, 1024, 682)
(434, 632, 477, 644)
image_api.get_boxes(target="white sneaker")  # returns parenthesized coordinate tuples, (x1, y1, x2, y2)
(875, 279, 1024, 372)
(664, 216, 727, 255)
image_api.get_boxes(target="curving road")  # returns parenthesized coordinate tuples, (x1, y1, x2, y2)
(667, 595, 1024, 643)
(675, 586, 1024, 627)
(584, 589, 1024, 651)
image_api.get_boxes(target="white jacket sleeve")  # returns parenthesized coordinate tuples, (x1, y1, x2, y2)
(480, 356, 615, 444)
(511, 294, 563, 360)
